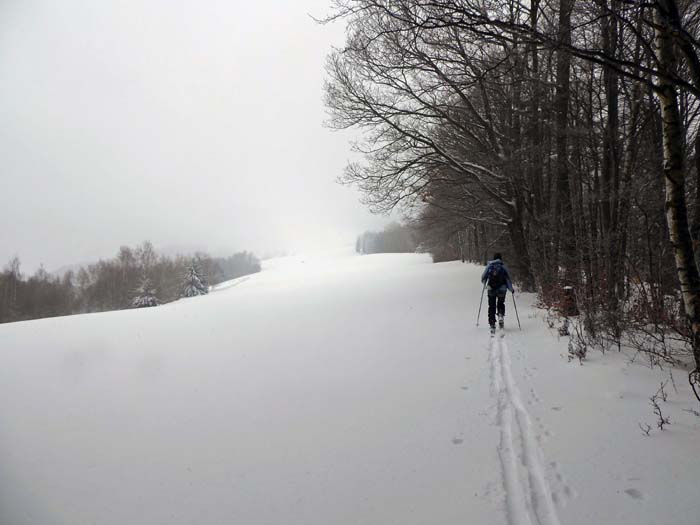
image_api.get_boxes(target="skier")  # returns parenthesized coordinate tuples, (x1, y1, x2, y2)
(481, 253, 514, 334)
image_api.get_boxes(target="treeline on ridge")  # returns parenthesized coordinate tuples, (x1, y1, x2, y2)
(0, 241, 261, 324)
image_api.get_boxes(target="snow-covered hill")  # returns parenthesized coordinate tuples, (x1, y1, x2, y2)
(0, 251, 698, 524)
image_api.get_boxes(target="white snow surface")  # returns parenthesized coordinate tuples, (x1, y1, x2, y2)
(0, 250, 699, 524)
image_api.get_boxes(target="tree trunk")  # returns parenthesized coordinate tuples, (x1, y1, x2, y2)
(508, 213, 536, 291)
(692, 131, 700, 255)
(599, 0, 622, 304)
(553, 0, 577, 285)
(654, 0, 700, 371)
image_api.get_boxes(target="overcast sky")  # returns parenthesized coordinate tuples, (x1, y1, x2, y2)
(0, 0, 389, 272)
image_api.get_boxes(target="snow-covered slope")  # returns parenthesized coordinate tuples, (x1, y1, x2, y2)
(0, 251, 698, 524)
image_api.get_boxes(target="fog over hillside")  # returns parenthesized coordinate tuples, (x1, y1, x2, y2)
(0, 0, 388, 271)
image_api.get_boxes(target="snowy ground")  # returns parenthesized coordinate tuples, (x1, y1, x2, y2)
(0, 250, 698, 525)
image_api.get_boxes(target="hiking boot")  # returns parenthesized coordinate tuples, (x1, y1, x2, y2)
(498, 315, 504, 329)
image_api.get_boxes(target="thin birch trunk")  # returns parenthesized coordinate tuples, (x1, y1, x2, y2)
(654, 0, 700, 371)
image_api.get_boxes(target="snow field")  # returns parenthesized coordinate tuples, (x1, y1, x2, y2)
(0, 250, 698, 524)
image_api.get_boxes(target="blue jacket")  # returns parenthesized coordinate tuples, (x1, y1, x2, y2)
(481, 259, 514, 292)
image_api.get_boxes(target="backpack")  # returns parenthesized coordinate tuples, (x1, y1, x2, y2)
(487, 262, 507, 289)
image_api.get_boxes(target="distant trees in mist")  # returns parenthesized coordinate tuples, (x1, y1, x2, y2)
(0, 241, 261, 324)
(356, 222, 417, 254)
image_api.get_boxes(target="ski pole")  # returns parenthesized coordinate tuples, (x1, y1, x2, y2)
(511, 291, 521, 330)
(476, 281, 487, 326)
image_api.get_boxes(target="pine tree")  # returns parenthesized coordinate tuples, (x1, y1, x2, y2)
(194, 257, 209, 290)
(180, 262, 208, 298)
(131, 277, 160, 308)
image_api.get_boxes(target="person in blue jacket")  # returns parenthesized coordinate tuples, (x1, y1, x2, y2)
(481, 253, 514, 332)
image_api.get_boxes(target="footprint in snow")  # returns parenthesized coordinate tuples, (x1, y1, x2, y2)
(625, 488, 644, 500)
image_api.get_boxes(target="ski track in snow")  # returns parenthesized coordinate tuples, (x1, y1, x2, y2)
(489, 334, 562, 525)
(209, 275, 251, 292)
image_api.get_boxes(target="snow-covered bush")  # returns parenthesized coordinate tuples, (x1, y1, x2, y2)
(131, 277, 160, 308)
